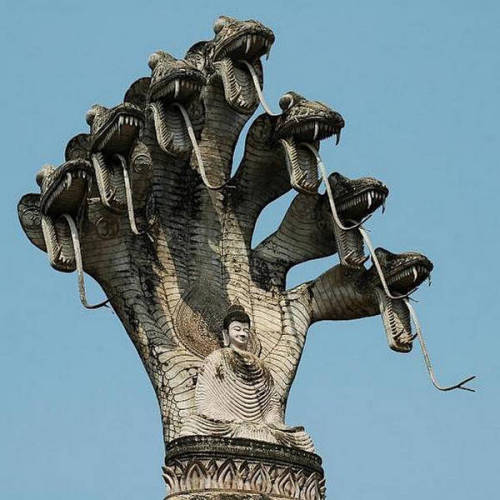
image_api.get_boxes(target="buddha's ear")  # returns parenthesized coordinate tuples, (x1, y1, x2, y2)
(222, 329, 230, 347)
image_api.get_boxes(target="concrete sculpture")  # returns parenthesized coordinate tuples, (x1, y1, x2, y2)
(18, 15, 474, 499)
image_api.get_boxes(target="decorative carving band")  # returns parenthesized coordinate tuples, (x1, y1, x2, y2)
(163, 437, 325, 499)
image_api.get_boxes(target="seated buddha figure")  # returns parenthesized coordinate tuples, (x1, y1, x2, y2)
(180, 304, 315, 453)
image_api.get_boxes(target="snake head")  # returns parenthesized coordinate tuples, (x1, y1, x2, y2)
(274, 92, 344, 194)
(327, 173, 388, 224)
(148, 51, 206, 106)
(86, 103, 144, 155)
(31, 159, 92, 272)
(364, 248, 434, 353)
(147, 51, 206, 157)
(368, 248, 433, 294)
(209, 16, 275, 113)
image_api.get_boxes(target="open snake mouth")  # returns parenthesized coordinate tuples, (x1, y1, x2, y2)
(212, 18, 274, 113)
(36, 160, 92, 272)
(277, 117, 342, 144)
(330, 174, 389, 223)
(213, 29, 273, 61)
(39, 160, 92, 216)
(92, 110, 144, 154)
(372, 248, 433, 294)
(149, 71, 205, 106)
(336, 188, 387, 218)
(275, 100, 344, 194)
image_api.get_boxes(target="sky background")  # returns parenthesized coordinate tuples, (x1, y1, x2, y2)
(1, 0, 499, 499)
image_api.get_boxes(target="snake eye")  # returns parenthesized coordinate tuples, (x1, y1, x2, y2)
(148, 52, 162, 70)
(374, 248, 393, 266)
(213, 16, 229, 34)
(85, 105, 100, 126)
(279, 93, 294, 111)
(328, 172, 342, 186)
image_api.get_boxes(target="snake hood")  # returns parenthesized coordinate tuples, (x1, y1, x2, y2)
(187, 16, 274, 114)
(274, 92, 345, 194)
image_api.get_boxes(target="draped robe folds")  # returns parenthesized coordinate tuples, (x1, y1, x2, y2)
(180, 346, 315, 453)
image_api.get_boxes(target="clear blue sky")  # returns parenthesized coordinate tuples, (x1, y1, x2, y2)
(1, 1, 498, 499)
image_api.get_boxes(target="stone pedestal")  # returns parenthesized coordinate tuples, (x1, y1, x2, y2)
(163, 437, 326, 499)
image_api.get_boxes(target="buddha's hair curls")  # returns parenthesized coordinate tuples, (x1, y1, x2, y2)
(223, 303, 251, 329)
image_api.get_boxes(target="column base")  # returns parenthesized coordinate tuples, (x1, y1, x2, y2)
(163, 436, 326, 499)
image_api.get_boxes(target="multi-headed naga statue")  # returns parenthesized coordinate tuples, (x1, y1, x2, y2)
(18, 16, 474, 499)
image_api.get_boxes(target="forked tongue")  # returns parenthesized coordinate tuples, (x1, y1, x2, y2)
(296, 143, 476, 391)
(373, 252, 476, 391)
(403, 298, 476, 392)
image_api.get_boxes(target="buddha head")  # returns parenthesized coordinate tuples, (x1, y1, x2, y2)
(222, 304, 252, 351)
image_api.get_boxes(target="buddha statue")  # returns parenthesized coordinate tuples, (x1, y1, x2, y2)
(180, 304, 315, 452)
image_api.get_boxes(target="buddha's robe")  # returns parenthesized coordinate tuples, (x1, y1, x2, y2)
(180, 346, 315, 452)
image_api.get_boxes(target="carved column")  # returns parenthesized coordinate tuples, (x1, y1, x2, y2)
(163, 437, 325, 499)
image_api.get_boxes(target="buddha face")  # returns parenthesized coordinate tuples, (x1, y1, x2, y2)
(224, 320, 250, 350)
